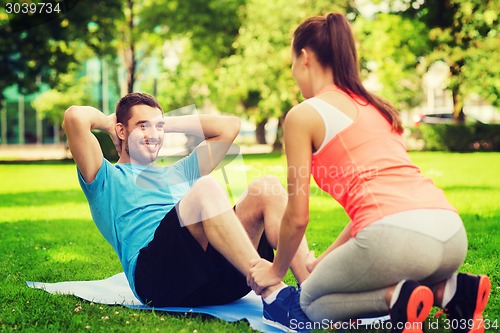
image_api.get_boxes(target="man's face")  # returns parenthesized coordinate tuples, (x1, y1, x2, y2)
(122, 105, 165, 165)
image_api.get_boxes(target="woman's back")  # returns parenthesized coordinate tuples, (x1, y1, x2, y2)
(307, 87, 455, 236)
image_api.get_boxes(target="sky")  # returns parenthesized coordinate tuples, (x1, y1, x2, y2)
(356, 0, 426, 17)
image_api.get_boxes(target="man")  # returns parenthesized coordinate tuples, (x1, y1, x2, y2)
(63, 92, 311, 327)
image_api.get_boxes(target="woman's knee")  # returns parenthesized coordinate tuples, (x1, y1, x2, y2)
(299, 286, 321, 322)
(299, 277, 319, 312)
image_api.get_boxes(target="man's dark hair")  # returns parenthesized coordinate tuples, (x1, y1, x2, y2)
(115, 92, 163, 126)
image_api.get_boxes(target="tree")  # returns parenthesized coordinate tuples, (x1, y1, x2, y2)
(153, 38, 214, 111)
(211, 0, 357, 149)
(137, 0, 246, 110)
(32, 62, 94, 125)
(395, 0, 499, 120)
(0, 0, 122, 95)
(117, 0, 164, 94)
(2, 0, 243, 145)
(140, 0, 245, 63)
(355, 13, 430, 112)
(0, 0, 122, 142)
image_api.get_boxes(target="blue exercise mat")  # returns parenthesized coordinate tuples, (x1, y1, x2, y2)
(27, 273, 389, 332)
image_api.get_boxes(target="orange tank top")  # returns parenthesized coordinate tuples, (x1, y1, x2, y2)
(310, 87, 456, 236)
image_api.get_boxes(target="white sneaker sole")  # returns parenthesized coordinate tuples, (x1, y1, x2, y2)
(262, 316, 298, 332)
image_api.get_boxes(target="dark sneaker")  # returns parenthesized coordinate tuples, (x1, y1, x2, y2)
(437, 273, 491, 333)
(262, 286, 312, 332)
(389, 280, 434, 333)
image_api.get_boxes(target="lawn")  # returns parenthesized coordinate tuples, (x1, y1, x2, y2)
(0, 152, 498, 332)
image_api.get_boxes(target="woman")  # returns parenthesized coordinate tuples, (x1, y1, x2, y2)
(247, 13, 490, 333)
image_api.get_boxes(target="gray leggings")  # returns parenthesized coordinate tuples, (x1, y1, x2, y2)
(300, 209, 467, 322)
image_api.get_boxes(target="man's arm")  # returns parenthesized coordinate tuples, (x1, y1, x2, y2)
(63, 106, 118, 183)
(164, 115, 240, 176)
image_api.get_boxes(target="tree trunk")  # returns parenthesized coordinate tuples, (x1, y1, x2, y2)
(0, 98, 6, 144)
(255, 119, 267, 144)
(451, 87, 465, 123)
(125, 0, 136, 94)
(450, 61, 465, 124)
(126, 45, 136, 94)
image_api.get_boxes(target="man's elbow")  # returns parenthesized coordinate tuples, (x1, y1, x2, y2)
(63, 105, 80, 122)
(63, 106, 77, 132)
(63, 106, 87, 130)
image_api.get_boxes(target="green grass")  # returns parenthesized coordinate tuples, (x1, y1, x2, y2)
(0, 152, 499, 332)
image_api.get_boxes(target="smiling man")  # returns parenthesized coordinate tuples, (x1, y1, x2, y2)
(118, 104, 165, 165)
(62, 92, 310, 313)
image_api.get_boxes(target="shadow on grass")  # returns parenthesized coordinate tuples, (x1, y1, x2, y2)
(0, 159, 75, 165)
(240, 152, 283, 160)
(441, 185, 500, 191)
(0, 190, 86, 207)
(0, 218, 120, 284)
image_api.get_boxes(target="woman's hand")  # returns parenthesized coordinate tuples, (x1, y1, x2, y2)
(306, 250, 317, 273)
(247, 259, 283, 295)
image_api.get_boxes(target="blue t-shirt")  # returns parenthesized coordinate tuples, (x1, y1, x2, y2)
(77, 152, 200, 297)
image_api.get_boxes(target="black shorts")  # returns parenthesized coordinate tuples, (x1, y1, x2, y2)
(134, 207, 274, 307)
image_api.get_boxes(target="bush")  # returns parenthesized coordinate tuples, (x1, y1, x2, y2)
(474, 123, 500, 151)
(419, 123, 474, 151)
(93, 130, 119, 162)
(411, 123, 500, 152)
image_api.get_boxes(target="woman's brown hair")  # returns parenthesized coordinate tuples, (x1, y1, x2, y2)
(293, 13, 403, 134)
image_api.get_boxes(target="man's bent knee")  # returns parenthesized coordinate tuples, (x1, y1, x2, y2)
(248, 175, 285, 200)
(191, 176, 227, 198)
(191, 176, 232, 218)
(178, 176, 232, 226)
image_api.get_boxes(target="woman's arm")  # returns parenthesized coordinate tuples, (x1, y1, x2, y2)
(272, 108, 314, 278)
(306, 221, 353, 272)
(248, 104, 322, 293)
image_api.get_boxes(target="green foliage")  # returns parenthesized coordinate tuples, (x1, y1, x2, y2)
(417, 123, 474, 151)
(141, 0, 245, 62)
(212, 0, 354, 122)
(153, 38, 213, 111)
(0, 0, 122, 96)
(396, 0, 500, 113)
(413, 123, 500, 152)
(133, 0, 247, 107)
(475, 123, 500, 151)
(32, 73, 93, 125)
(355, 13, 429, 110)
(213, 0, 302, 119)
(93, 131, 119, 163)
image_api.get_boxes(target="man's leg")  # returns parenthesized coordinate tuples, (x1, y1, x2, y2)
(177, 175, 285, 298)
(233, 178, 312, 330)
(234, 175, 310, 285)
